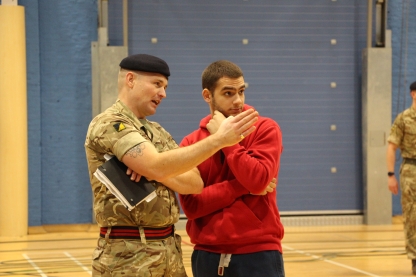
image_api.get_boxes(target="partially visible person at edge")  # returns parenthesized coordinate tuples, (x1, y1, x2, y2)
(179, 60, 285, 277)
(387, 80, 416, 276)
(84, 54, 258, 277)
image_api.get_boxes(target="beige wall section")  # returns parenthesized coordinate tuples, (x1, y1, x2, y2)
(362, 43, 392, 225)
(0, 5, 28, 236)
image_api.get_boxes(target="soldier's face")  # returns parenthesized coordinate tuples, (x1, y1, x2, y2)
(208, 76, 245, 117)
(131, 72, 168, 118)
(411, 90, 416, 101)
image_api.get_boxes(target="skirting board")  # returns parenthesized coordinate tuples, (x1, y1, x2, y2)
(280, 215, 364, 226)
(177, 214, 364, 228)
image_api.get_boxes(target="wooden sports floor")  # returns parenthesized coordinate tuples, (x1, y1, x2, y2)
(0, 216, 411, 277)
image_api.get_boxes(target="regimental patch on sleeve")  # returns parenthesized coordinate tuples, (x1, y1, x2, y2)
(113, 122, 126, 132)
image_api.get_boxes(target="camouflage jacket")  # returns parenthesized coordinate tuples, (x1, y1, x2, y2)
(85, 100, 180, 228)
(388, 106, 416, 159)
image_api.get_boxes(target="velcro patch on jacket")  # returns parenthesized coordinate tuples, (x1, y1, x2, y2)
(113, 122, 126, 132)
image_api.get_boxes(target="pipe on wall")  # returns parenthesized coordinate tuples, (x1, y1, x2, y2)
(367, 0, 373, 48)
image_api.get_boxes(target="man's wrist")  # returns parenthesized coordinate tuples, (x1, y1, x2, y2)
(207, 132, 224, 150)
(387, 171, 395, 177)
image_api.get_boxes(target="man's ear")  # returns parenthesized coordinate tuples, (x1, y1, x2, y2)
(126, 72, 135, 88)
(202, 89, 212, 103)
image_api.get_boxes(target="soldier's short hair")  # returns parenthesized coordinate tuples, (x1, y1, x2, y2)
(410, 81, 416, 92)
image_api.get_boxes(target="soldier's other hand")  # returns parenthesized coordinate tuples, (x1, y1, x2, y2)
(388, 176, 399, 195)
(126, 167, 142, 182)
(207, 111, 226, 135)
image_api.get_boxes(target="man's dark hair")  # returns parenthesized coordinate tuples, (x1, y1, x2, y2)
(201, 60, 243, 92)
(410, 81, 416, 92)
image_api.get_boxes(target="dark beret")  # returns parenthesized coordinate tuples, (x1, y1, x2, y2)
(119, 54, 170, 78)
(410, 81, 416, 92)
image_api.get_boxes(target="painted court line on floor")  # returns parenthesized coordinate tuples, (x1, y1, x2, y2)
(22, 253, 48, 277)
(282, 245, 381, 277)
(64, 252, 92, 275)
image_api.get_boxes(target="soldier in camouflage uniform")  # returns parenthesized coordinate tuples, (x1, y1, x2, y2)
(387, 81, 416, 275)
(84, 54, 258, 277)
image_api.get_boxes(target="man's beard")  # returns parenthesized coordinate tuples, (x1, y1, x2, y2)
(211, 97, 229, 117)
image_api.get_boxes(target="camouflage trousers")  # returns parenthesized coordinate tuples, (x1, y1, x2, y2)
(91, 233, 187, 277)
(400, 162, 416, 259)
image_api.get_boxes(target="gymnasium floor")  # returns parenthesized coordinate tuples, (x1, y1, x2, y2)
(0, 216, 410, 277)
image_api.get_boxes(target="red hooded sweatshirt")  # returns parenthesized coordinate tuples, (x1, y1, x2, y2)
(179, 104, 284, 254)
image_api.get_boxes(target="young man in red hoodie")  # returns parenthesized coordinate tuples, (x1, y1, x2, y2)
(179, 60, 285, 277)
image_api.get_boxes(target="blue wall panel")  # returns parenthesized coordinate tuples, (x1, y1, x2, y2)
(36, 0, 97, 224)
(20, 0, 97, 225)
(108, 0, 367, 213)
(16, 0, 415, 225)
(20, 0, 42, 226)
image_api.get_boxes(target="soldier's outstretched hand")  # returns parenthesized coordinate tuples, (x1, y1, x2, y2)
(213, 109, 258, 147)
